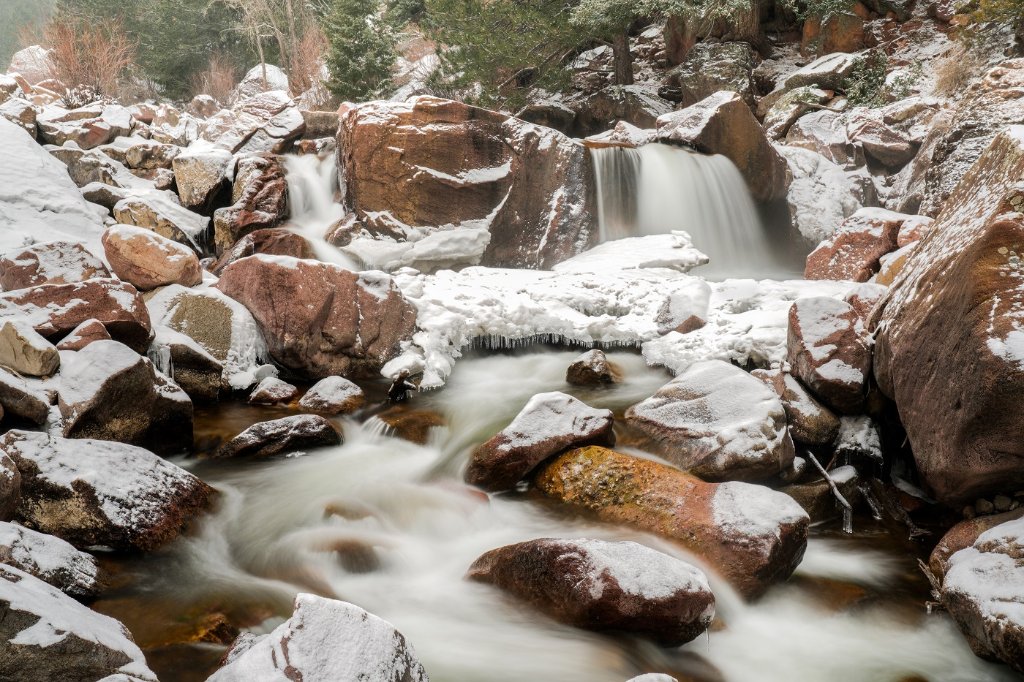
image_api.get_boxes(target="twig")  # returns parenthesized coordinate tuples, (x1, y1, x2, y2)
(807, 452, 854, 534)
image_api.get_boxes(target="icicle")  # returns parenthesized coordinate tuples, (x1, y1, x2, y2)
(148, 345, 173, 377)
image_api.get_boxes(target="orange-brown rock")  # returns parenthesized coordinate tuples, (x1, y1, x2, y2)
(804, 208, 916, 282)
(55, 318, 111, 351)
(211, 228, 314, 275)
(929, 508, 1024, 581)
(213, 154, 289, 255)
(533, 446, 809, 598)
(102, 225, 202, 291)
(0, 241, 108, 291)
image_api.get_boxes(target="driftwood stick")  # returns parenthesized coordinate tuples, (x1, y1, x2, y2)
(808, 452, 854, 534)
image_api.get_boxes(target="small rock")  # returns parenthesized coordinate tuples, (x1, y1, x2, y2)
(995, 494, 1013, 513)
(0, 319, 59, 376)
(0, 521, 99, 598)
(248, 376, 298, 405)
(298, 376, 366, 415)
(565, 349, 621, 386)
(215, 415, 341, 459)
(55, 318, 111, 351)
(976, 498, 995, 515)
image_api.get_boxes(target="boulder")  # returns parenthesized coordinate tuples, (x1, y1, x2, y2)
(568, 85, 674, 138)
(7, 46, 56, 85)
(215, 414, 341, 458)
(467, 538, 714, 645)
(655, 91, 789, 202)
(248, 376, 298, 405)
(929, 508, 1024, 581)
(337, 96, 596, 269)
(297, 376, 366, 415)
(752, 368, 841, 446)
(102, 137, 180, 170)
(802, 12, 866, 55)
(102, 224, 202, 291)
(843, 282, 888, 322)
(48, 145, 146, 192)
(150, 326, 224, 402)
(804, 208, 913, 282)
(779, 145, 876, 243)
(662, 9, 762, 66)
(216, 255, 416, 379)
(57, 339, 193, 454)
(202, 90, 305, 155)
(534, 446, 809, 598)
(171, 146, 233, 210)
(847, 113, 916, 168)
(37, 104, 132, 149)
(212, 154, 289, 254)
(0, 368, 50, 425)
(763, 87, 831, 140)
(0, 241, 109, 290)
(781, 53, 860, 91)
(896, 215, 934, 248)
(831, 415, 883, 467)
(465, 392, 615, 492)
(566, 349, 621, 386)
(787, 297, 871, 415)
(873, 242, 915, 286)
(663, 42, 757, 110)
(112, 191, 210, 251)
(781, 465, 861, 522)
(0, 278, 153, 353)
(231, 64, 290, 105)
(187, 94, 221, 119)
(0, 521, 99, 598)
(207, 593, 428, 682)
(785, 109, 864, 169)
(211, 227, 313, 274)
(872, 128, 1024, 504)
(0, 319, 59, 376)
(2, 430, 213, 552)
(0, 96, 37, 137)
(625, 360, 794, 481)
(0, 565, 157, 681)
(0, 452, 19, 520)
(55, 318, 111, 351)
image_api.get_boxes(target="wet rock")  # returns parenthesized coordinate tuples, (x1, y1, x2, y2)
(625, 360, 794, 481)
(208, 593, 428, 682)
(298, 376, 366, 415)
(0, 319, 59, 376)
(211, 228, 313, 275)
(0, 452, 19, 520)
(566, 349, 621, 386)
(929, 508, 1024, 581)
(248, 376, 298, 405)
(0, 278, 153, 353)
(216, 255, 416, 379)
(664, 42, 757, 110)
(787, 297, 871, 415)
(0, 521, 99, 598)
(0, 241, 109, 290)
(467, 538, 714, 646)
(113, 191, 210, 251)
(655, 91, 789, 203)
(151, 326, 224, 402)
(212, 154, 289, 255)
(2, 430, 213, 552)
(55, 318, 111, 351)
(215, 414, 341, 459)
(752, 368, 840, 447)
(0, 565, 157, 681)
(171, 147, 233, 210)
(57, 340, 193, 454)
(0, 368, 50, 425)
(534, 446, 809, 599)
(373, 407, 447, 444)
(102, 224, 203, 291)
(465, 392, 614, 492)
(781, 465, 861, 522)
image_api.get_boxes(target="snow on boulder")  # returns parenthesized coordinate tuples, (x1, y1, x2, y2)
(626, 676, 678, 682)
(7, 45, 56, 85)
(465, 392, 615, 492)
(0, 451, 20, 520)
(804, 208, 915, 282)
(0, 278, 153, 353)
(231, 64, 290, 105)
(55, 318, 111, 351)
(0, 367, 50, 425)
(214, 414, 341, 459)
(942, 516, 1024, 673)
(202, 90, 305, 155)
(552, 233, 708, 274)
(0, 119, 107, 256)
(36, 104, 133, 150)
(248, 376, 298, 405)
(207, 593, 428, 682)
(216, 255, 417, 379)
(2, 430, 213, 552)
(534, 446, 809, 598)
(298, 375, 366, 415)
(0, 521, 98, 598)
(831, 415, 883, 467)
(751, 368, 840, 447)
(57, 339, 193, 454)
(787, 297, 871, 415)
(467, 538, 714, 646)
(172, 145, 233, 210)
(112, 190, 210, 251)
(0, 319, 60, 377)
(625, 360, 794, 481)
(0, 241, 109, 291)
(780, 52, 859, 91)
(777, 145, 875, 243)
(566, 349, 621, 386)
(212, 228, 313, 275)
(0, 564, 157, 682)
(101, 224, 202, 291)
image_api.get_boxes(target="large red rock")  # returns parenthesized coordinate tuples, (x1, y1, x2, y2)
(212, 154, 289, 254)
(337, 96, 596, 268)
(804, 208, 915, 282)
(211, 227, 313, 274)
(467, 538, 714, 646)
(787, 297, 871, 415)
(216, 255, 416, 379)
(102, 224, 203, 291)
(0, 241, 109, 291)
(534, 446, 809, 599)
(872, 127, 1024, 505)
(0, 278, 153, 353)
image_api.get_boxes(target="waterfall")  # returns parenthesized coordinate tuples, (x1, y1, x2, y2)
(282, 153, 362, 270)
(591, 144, 800, 280)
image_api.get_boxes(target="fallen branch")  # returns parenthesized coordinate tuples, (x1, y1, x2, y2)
(807, 452, 854, 534)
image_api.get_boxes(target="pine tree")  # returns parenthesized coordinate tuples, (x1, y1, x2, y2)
(325, 0, 397, 101)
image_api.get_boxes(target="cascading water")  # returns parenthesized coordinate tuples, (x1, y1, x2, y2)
(282, 153, 362, 270)
(591, 144, 803, 280)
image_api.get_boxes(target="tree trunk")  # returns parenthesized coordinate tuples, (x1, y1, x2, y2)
(611, 30, 633, 86)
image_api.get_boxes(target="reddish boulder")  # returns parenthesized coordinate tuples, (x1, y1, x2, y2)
(803, 208, 917, 282)
(102, 224, 203, 291)
(842, 282, 888, 322)
(467, 538, 714, 646)
(534, 446, 809, 599)
(213, 154, 290, 255)
(752, 368, 841, 447)
(54, 318, 111, 351)
(0, 241, 108, 291)
(787, 297, 871, 415)
(215, 414, 341, 459)
(211, 228, 313, 275)
(929, 508, 1024, 581)
(465, 392, 614, 492)
(216, 255, 416, 379)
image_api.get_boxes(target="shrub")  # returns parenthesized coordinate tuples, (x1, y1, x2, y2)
(43, 17, 137, 97)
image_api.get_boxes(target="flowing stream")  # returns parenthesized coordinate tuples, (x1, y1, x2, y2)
(282, 153, 362, 269)
(95, 350, 1016, 682)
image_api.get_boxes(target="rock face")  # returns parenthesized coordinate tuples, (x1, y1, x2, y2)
(534, 447, 809, 599)
(0, 241, 109, 290)
(625, 360, 794, 481)
(2, 430, 213, 552)
(787, 297, 871, 415)
(467, 538, 714, 646)
(208, 593, 428, 682)
(102, 224, 203, 291)
(215, 415, 341, 458)
(57, 340, 193, 454)
(0, 319, 59, 376)
(664, 42, 757, 110)
(298, 375, 366, 415)
(216, 255, 416, 379)
(0, 521, 99, 598)
(465, 392, 615, 492)
(804, 208, 912, 282)
(337, 96, 596, 269)
(655, 91, 789, 202)
(872, 128, 1024, 505)
(0, 564, 157, 682)
(212, 154, 289, 255)
(565, 349, 620, 386)
(942, 516, 1024, 672)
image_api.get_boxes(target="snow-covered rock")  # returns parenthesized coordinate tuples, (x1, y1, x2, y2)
(298, 375, 366, 415)
(566, 349, 621, 386)
(36, 104, 133, 149)
(7, 45, 56, 85)
(202, 90, 305, 155)
(0, 452, 20, 520)
(0, 521, 98, 598)
(112, 190, 210, 250)
(171, 145, 233, 210)
(248, 376, 298, 405)
(832, 415, 883, 465)
(465, 392, 614, 492)
(467, 538, 714, 645)
(55, 318, 111, 351)
(552, 233, 708, 274)
(804, 207, 913, 281)
(0, 319, 59, 377)
(752, 368, 840, 447)
(778, 145, 876, 243)
(208, 593, 428, 682)
(0, 367, 50, 425)
(0, 241, 109, 291)
(101, 224, 202, 291)
(0, 564, 157, 681)
(215, 414, 341, 459)
(231, 64, 290, 105)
